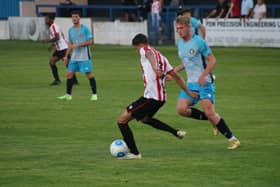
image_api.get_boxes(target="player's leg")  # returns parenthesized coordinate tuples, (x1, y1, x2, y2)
(201, 99, 240, 149)
(57, 60, 77, 100)
(63, 51, 78, 85)
(117, 109, 140, 156)
(176, 90, 207, 120)
(49, 55, 61, 85)
(86, 72, 97, 100)
(140, 100, 186, 139)
(141, 116, 186, 139)
(80, 60, 97, 100)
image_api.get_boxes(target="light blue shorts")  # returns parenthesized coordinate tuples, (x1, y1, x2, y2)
(178, 82, 215, 105)
(68, 60, 93, 73)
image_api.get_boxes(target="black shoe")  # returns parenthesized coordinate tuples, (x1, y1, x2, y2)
(49, 80, 61, 86)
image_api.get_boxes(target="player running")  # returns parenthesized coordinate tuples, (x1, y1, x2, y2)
(44, 13, 78, 86)
(116, 33, 198, 159)
(174, 16, 240, 149)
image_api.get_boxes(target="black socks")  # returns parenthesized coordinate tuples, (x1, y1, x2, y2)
(89, 77, 97, 94)
(50, 65, 59, 81)
(118, 123, 139, 155)
(66, 78, 73, 95)
(190, 108, 208, 120)
(142, 117, 178, 136)
(216, 118, 233, 139)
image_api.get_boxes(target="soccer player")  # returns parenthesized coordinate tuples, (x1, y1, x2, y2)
(175, 16, 240, 149)
(177, 9, 206, 39)
(176, 9, 219, 135)
(57, 10, 97, 101)
(44, 13, 78, 86)
(116, 33, 199, 159)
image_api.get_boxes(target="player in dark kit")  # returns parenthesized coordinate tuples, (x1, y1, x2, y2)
(44, 13, 78, 86)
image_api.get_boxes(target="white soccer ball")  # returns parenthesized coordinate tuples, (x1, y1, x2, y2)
(110, 139, 128, 158)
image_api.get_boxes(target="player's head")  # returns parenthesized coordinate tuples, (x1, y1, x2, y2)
(177, 8, 192, 18)
(71, 10, 81, 25)
(44, 13, 55, 26)
(132, 33, 148, 53)
(175, 16, 191, 38)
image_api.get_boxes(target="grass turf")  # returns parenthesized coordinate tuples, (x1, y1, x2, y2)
(0, 41, 279, 187)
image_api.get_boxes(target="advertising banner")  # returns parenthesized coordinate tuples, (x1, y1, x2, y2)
(203, 18, 280, 48)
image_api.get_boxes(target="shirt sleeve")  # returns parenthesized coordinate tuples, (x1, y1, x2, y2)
(84, 25, 93, 40)
(68, 29, 72, 43)
(190, 17, 201, 29)
(198, 37, 212, 57)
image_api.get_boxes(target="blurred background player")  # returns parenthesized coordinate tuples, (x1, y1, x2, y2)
(175, 16, 240, 149)
(44, 13, 78, 86)
(116, 33, 198, 159)
(57, 10, 97, 101)
(177, 9, 206, 39)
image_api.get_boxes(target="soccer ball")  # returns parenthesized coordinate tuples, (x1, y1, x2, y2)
(110, 139, 128, 158)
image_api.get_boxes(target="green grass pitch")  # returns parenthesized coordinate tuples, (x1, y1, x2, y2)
(0, 41, 279, 187)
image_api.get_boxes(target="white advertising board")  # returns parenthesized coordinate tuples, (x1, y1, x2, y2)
(203, 18, 280, 48)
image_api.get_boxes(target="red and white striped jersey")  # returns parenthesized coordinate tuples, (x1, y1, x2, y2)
(139, 46, 174, 102)
(49, 23, 68, 51)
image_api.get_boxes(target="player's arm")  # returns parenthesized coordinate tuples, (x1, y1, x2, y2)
(174, 64, 185, 72)
(63, 41, 73, 66)
(199, 24, 206, 39)
(47, 33, 59, 43)
(145, 50, 162, 77)
(198, 54, 216, 86)
(169, 70, 198, 98)
(166, 64, 185, 80)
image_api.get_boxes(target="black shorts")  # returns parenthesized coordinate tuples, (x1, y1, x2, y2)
(52, 49, 70, 59)
(126, 97, 165, 121)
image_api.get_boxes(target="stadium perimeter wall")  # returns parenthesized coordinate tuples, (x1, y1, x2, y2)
(1, 17, 280, 47)
(0, 17, 147, 45)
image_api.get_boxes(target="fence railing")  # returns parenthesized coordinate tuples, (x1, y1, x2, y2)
(36, 4, 280, 20)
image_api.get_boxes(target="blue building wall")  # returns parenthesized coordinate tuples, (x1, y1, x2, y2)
(0, 0, 20, 19)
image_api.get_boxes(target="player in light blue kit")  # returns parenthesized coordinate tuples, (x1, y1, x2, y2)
(57, 10, 97, 101)
(174, 16, 240, 149)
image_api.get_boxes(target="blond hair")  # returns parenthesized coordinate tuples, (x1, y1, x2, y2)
(175, 16, 190, 25)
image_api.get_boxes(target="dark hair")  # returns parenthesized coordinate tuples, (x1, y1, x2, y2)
(132, 33, 148, 45)
(71, 10, 81, 16)
(45, 13, 55, 20)
(177, 8, 192, 16)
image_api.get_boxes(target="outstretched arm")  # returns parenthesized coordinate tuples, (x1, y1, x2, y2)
(169, 70, 198, 99)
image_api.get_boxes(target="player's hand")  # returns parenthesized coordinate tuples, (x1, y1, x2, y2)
(156, 69, 164, 78)
(198, 75, 206, 86)
(47, 45, 53, 52)
(188, 91, 199, 99)
(166, 74, 173, 81)
(63, 57, 68, 66)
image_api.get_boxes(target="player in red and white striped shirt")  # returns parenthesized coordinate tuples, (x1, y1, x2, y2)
(44, 14, 78, 86)
(116, 34, 198, 159)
